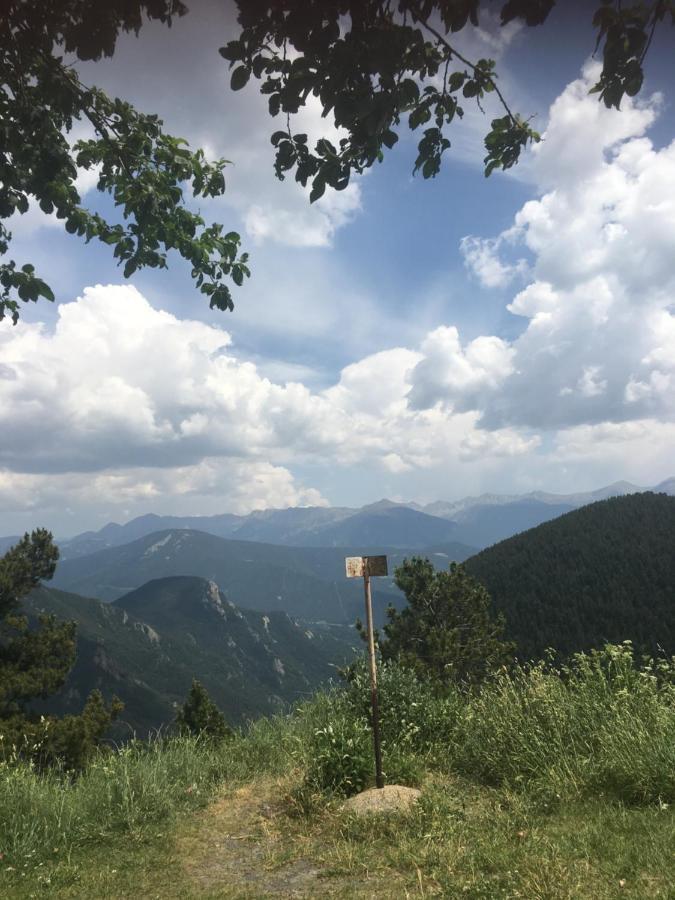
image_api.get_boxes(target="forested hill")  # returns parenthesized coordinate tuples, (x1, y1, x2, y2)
(465, 492, 675, 660)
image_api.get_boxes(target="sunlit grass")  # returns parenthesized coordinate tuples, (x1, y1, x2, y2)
(1, 643, 673, 897)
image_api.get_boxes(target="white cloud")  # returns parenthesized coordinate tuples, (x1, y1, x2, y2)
(411, 65, 675, 434)
(3, 59, 675, 531)
(408, 326, 515, 410)
(244, 181, 362, 248)
(528, 62, 660, 190)
(0, 459, 326, 523)
(460, 232, 529, 288)
(0, 284, 541, 527)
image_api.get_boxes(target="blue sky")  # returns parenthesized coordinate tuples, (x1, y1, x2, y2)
(1, 1, 674, 535)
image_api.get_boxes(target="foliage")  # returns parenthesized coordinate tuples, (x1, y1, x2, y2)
(2, 736, 674, 898)
(465, 492, 675, 659)
(346, 656, 461, 753)
(1, 0, 249, 324)
(303, 644, 675, 803)
(175, 679, 232, 741)
(0, 645, 674, 894)
(0, 531, 121, 770)
(293, 676, 427, 798)
(379, 558, 515, 684)
(454, 642, 675, 804)
(0, 718, 301, 875)
(0, 734, 237, 869)
(300, 690, 375, 796)
(222, 1, 674, 200)
(299, 658, 452, 797)
(0, 531, 71, 719)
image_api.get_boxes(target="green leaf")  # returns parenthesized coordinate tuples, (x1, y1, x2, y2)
(309, 177, 326, 203)
(37, 281, 55, 302)
(230, 66, 250, 91)
(382, 130, 398, 149)
(268, 94, 281, 116)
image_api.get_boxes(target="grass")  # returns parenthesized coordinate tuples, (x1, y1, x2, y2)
(1, 643, 674, 897)
(6, 773, 672, 898)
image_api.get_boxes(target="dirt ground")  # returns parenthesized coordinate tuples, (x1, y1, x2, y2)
(176, 779, 411, 899)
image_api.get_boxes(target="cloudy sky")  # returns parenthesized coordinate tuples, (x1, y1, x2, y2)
(2, 1, 675, 536)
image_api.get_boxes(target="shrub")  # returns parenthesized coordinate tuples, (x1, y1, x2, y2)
(302, 645, 675, 804)
(381, 558, 515, 685)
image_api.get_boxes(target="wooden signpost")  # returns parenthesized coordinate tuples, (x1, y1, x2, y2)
(345, 554, 388, 789)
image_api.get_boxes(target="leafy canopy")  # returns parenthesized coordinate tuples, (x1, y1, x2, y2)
(222, 1, 674, 200)
(1, 0, 249, 324)
(381, 558, 515, 684)
(3, 1, 671, 323)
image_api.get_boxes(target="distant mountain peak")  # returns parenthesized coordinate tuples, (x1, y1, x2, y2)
(359, 498, 407, 513)
(654, 476, 675, 494)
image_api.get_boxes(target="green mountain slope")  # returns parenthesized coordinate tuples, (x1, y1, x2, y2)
(50, 529, 474, 621)
(25, 579, 358, 735)
(50, 529, 371, 616)
(465, 492, 675, 658)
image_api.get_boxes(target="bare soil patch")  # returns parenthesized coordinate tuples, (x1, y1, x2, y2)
(176, 778, 402, 898)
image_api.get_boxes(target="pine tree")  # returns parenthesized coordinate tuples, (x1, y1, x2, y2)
(176, 679, 231, 741)
(0, 530, 122, 768)
(381, 558, 515, 685)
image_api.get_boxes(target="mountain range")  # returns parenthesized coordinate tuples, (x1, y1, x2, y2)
(26, 577, 358, 735)
(49, 529, 473, 621)
(14, 476, 669, 563)
(17, 490, 675, 737)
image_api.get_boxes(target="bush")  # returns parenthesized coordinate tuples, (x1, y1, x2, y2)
(302, 645, 675, 804)
(301, 663, 450, 797)
(345, 658, 461, 760)
(302, 692, 374, 797)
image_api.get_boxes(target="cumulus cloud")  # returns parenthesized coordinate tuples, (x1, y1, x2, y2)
(416, 64, 675, 432)
(460, 232, 529, 288)
(0, 459, 326, 524)
(407, 326, 515, 410)
(0, 284, 539, 526)
(3, 61, 675, 531)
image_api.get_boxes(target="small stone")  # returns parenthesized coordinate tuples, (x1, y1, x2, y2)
(341, 784, 422, 816)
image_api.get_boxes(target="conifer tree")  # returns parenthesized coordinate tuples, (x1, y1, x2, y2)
(176, 679, 231, 741)
(381, 558, 515, 685)
(0, 529, 122, 768)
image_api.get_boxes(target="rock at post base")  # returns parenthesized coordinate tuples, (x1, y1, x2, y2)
(341, 784, 422, 816)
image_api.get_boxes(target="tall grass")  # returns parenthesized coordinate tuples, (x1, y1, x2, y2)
(456, 643, 675, 802)
(302, 643, 675, 803)
(1, 643, 673, 874)
(0, 712, 306, 869)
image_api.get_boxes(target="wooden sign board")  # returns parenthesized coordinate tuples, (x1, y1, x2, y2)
(345, 555, 388, 578)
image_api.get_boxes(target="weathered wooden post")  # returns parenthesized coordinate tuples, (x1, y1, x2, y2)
(345, 554, 388, 789)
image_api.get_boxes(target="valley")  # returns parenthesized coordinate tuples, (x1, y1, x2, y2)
(6, 484, 673, 736)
